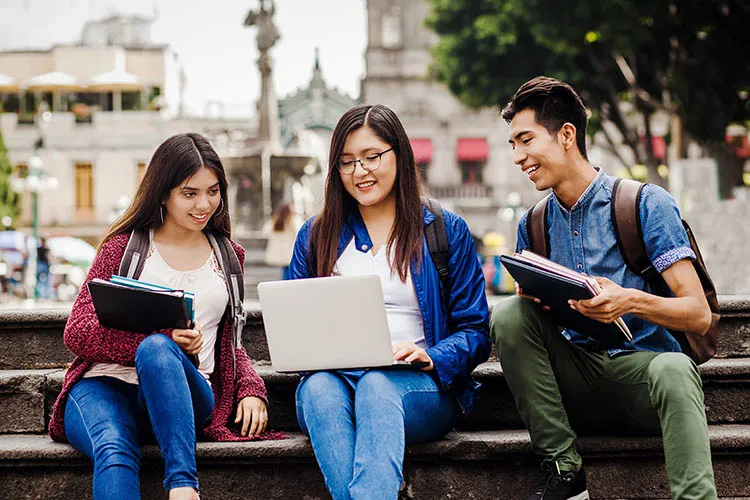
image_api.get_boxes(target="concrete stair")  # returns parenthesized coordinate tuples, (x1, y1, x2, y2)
(1, 296, 750, 498)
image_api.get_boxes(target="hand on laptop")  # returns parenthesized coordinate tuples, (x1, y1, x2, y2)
(515, 282, 551, 311)
(173, 325, 203, 355)
(393, 341, 434, 371)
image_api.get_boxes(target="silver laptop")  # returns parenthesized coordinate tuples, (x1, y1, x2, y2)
(258, 275, 427, 373)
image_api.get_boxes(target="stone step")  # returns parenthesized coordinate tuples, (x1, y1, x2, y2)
(4, 358, 750, 435)
(2, 295, 749, 370)
(1, 425, 749, 499)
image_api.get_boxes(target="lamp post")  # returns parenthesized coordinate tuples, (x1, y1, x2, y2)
(9, 102, 58, 299)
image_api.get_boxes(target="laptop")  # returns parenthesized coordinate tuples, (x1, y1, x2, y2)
(257, 275, 428, 373)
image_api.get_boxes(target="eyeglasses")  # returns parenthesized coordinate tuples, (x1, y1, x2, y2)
(337, 148, 393, 175)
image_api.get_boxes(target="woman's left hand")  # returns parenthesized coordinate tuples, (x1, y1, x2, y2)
(392, 341, 434, 371)
(234, 396, 268, 437)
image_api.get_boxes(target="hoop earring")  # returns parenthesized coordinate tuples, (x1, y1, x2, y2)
(159, 204, 165, 224)
(213, 198, 224, 217)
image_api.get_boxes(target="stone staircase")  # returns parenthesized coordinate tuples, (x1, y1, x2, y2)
(1, 297, 749, 499)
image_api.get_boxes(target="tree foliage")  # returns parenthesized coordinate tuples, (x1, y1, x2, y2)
(426, 0, 750, 193)
(0, 126, 19, 228)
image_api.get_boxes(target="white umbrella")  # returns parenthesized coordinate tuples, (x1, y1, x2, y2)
(25, 71, 84, 92)
(0, 72, 19, 92)
(89, 69, 142, 92)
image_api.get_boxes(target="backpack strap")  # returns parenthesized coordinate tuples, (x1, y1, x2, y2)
(119, 229, 150, 279)
(206, 231, 246, 381)
(611, 178, 657, 280)
(421, 196, 450, 293)
(526, 195, 551, 257)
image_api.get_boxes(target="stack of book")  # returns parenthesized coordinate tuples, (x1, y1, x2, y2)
(88, 276, 195, 334)
(500, 250, 632, 341)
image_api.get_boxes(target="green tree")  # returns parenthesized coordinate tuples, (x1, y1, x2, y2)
(426, 0, 750, 193)
(0, 126, 20, 228)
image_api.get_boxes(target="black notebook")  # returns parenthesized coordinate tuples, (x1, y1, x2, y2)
(88, 279, 191, 334)
(500, 254, 631, 340)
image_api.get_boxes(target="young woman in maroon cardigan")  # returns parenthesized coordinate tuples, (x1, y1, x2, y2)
(49, 133, 281, 500)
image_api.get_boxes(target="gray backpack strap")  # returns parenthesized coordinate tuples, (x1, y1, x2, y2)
(119, 229, 150, 279)
(206, 231, 246, 381)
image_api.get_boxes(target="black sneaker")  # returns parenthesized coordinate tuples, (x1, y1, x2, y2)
(524, 463, 589, 500)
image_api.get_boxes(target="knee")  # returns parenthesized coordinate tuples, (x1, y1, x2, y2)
(91, 427, 140, 468)
(490, 295, 534, 350)
(135, 334, 179, 370)
(648, 353, 702, 397)
(296, 372, 346, 411)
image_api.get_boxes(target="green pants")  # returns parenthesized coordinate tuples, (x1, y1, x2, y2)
(490, 296, 717, 500)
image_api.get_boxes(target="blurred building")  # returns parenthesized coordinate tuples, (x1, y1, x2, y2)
(0, 14, 355, 240)
(363, 0, 540, 235)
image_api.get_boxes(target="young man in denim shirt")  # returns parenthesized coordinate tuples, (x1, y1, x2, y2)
(491, 76, 716, 500)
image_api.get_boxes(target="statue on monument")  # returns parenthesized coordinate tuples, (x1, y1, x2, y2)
(244, 0, 280, 55)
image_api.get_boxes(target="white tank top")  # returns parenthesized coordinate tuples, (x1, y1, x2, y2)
(334, 239, 426, 348)
(84, 235, 229, 385)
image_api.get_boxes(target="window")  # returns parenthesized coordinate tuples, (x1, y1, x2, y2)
(460, 161, 485, 184)
(136, 161, 147, 187)
(75, 162, 94, 221)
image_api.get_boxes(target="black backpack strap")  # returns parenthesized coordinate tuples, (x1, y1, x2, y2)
(119, 229, 150, 279)
(206, 231, 246, 381)
(611, 178, 657, 280)
(526, 195, 550, 257)
(421, 196, 450, 292)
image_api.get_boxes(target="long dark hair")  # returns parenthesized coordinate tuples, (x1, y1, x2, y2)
(310, 104, 424, 281)
(100, 133, 231, 249)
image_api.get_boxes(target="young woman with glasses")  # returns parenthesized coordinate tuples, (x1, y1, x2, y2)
(288, 104, 491, 499)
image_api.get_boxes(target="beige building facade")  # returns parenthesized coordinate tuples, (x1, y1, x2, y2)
(363, 0, 541, 236)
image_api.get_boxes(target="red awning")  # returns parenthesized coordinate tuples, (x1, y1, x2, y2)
(457, 138, 488, 162)
(410, 138, 433, 164)
(639, 136, 667, 160)
(727, 134, 750, 159)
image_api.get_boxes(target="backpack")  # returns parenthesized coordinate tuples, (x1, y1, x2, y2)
(525, 178, 720, 365)
(422, 197, 450, 293)
(119, 229, 247, 379)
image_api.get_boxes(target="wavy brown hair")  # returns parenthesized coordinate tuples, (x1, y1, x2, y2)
(99, 133, 231, 250)
(310, 104, 424, 281)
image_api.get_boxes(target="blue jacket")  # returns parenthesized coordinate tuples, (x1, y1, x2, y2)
(288, 206, 492, 414)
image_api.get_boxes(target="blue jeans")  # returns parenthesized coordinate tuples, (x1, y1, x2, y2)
(296, 369, 458, 500)
(64, 335, 214, 499)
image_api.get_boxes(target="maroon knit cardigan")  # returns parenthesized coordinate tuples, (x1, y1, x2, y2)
(49, 232, 285, 442)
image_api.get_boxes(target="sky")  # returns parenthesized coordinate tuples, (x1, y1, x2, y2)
(0, 0, 367, 117)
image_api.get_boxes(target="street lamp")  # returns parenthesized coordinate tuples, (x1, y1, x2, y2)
(9, 102, 58, 299)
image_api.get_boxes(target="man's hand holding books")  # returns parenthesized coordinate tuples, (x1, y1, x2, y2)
(568, 276, 635, 327)
(503, 251, 632, 341)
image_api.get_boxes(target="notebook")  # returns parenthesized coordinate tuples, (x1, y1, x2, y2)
(88, 277, 193, 334)
(500, 251, 632, 341)
(257, 274, 429, 373)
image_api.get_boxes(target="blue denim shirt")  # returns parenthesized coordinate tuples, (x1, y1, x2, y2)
(516, 171, 696, 355)
(289, 206, 492, 414)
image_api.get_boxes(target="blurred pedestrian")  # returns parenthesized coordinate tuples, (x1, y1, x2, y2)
(264, 202, 301, 279)
(36, 237, 53, 300)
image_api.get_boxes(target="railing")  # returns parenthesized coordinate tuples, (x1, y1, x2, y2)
(428, 184, 494, 199)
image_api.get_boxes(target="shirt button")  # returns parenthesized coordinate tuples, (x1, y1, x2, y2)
(577, 264, 583, 270)
(573, 230, 579, 236)
(361, 244, 368, 251)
